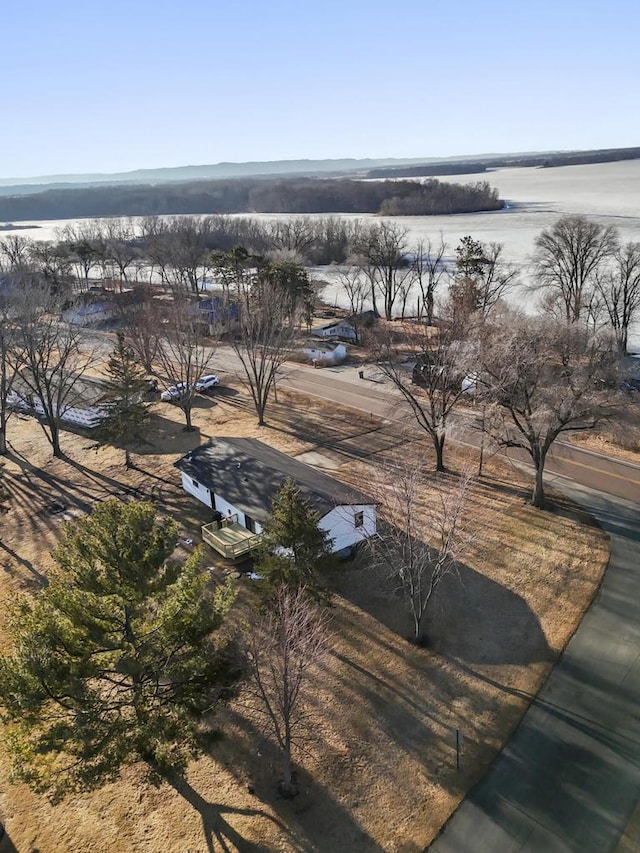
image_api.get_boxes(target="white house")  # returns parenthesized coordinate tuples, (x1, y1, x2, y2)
(301, 341, 347, 364)
(62, 298, 118, 327)
(7, 376, 112, 430)
(175, 437, 376, 560)
(315, 319, 358, 341)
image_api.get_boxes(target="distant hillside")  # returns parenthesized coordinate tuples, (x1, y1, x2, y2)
(368, 146, 640, 179)
(368, 162, 489, 178)
(2, 146, 638, 198)
(0, 157, 437, 194)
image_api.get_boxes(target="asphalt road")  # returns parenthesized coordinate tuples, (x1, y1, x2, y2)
(280, 364, 640, 505)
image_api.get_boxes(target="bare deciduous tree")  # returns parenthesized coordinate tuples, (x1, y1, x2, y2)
(0, 235, 31, 270)
(121, 285, 163, 374)
(11, 283, 95, 458)
(532, 216, 618, 324)
(155, 300, 217, 431)
(0, 270, 25, 454)
(231, 276, 296, 426)
(244, 584, 331, 797)
(370, 323, 469, 471)
(596, 241, 640, 355)
(334, 266, 369, 343)
(479, 319, 619, 508)
(353, 222, 411, 320)
(411, 236, 447, 325)
(370, 460, 475, 644)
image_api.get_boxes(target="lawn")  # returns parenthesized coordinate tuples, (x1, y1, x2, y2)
(0, 379, 609, 852)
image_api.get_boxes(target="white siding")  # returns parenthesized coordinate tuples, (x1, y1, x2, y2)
(212, 493, 245, 526)
(181, 472, 213, 508)
(318, 504, 376, 552)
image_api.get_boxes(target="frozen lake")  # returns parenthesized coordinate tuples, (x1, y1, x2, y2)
(3, 159, 640, 344)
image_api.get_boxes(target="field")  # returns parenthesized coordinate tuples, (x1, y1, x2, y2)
(0, 379, 609, 852)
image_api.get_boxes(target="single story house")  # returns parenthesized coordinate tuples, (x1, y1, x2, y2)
(191, 295, 240, 333)
(175, 437, 376, 560)
(314, 319, 358, 341)
(8, 375, 115, 430)
(62, 297, 119, 327)
(301, 341, 347, 364)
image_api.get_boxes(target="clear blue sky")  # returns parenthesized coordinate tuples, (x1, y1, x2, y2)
(1, 0, 638, 178)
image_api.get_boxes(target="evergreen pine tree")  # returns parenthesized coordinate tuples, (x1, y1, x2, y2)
(255, 479, 335, 603)
(0, 499, 238, 797)
(97, 332, 150, 467)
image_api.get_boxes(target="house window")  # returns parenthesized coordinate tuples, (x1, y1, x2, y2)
(192, 478, 200, 489)
(354, 510, 364, 528)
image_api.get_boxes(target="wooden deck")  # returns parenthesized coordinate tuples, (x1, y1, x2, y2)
(202, 519, 262, 560)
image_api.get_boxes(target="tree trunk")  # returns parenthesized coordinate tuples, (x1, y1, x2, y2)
(0, 426, 6, 456)
(280, 739, 296, 797)
(51, 423, 63, 458)
(256, 393, 267, 426)
(125, 447, 132, 469)
(434, 435, 445, 472)
(531, 463, 546, 509)
(183, 405, 194, 432)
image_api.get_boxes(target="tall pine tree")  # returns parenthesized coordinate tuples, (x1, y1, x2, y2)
(98, 332, 150, 468)
(0, 499, 238, 797)
(255, 479, 335, 603)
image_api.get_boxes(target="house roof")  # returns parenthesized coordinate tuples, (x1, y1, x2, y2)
(175, 437, 374, 523)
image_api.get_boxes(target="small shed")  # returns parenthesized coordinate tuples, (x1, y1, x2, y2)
(301, 341, 347, 364)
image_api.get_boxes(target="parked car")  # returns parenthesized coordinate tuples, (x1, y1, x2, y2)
(160, 382, 191, 402)
(195, 374, 220, 392)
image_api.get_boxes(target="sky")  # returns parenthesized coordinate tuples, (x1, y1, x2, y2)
(1, 0, 639, 179)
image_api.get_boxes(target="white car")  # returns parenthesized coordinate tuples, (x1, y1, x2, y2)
(195, 374, 220, 392)
(160, 382, 191, 402)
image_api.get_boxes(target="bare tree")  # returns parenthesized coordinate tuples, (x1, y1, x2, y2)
(411, 236, 447, 325)
(268, 218, 316, 258)
(479, 319, 619, 508)
(59, 221, 101, 288)
(155, 300, 217, 431)
(244, 584, 331, 796)
(0, 270, 25, 454)
(370, 322, 469, 471)
(0, 235, 31, 269)
(370, 460, 475, 644)
(532, 216, 618, 324)
(121, 285, 163, 374)
(334, 266, 369, 343)
(597, 242, 640, 355)
(155, 217, 213, 295)
(231, 275, 297, 426)
(99, 217, 140, 287)
(28, 240, 72, 296)
(11, 283, 95, 458)
(353, 222, 411, 320)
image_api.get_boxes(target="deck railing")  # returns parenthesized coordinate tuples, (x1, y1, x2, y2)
(201, 519, 263, 560)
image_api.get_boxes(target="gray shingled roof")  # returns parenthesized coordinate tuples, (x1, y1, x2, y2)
(175, 437, 373, 523)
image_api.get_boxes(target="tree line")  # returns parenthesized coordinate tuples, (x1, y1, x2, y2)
(0, 174, 502, 222)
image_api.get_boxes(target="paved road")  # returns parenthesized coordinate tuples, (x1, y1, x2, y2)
(280, 365, 640, 504)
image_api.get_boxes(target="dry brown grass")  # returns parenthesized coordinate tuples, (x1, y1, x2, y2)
(0, 381, 608, 852)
